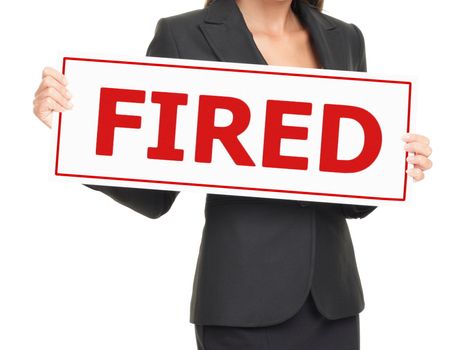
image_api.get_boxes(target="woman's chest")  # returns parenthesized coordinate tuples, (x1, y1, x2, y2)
(251, 29, 321, 69)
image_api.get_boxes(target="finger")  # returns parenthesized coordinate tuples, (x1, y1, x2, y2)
(35, 75, 71, 99)
(42, 66, 68, 86)
(401, 133, 430, 145)
(34, 96, 67, 120)
(406, 154, 433, 171)
(414, 164, 428, 174)
(35, 86, 73, 110)
(406, 167, 425, 182)
(404, 141, 432, 157)
(32, 102, 53, 129)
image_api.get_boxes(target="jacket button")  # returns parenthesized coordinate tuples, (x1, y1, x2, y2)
(299, 201, 310, 207)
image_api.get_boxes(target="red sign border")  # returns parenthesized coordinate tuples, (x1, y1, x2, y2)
(55, 57, 412, 202)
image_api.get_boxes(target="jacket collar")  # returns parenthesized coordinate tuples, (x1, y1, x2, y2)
(199, 0, 347, 70)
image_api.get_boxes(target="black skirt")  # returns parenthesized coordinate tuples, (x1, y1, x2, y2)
(194, 291, 359, 350)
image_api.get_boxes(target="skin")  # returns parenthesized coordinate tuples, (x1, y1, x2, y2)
(33, 0, 433, 182)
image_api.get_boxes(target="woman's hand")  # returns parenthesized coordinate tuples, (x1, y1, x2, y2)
(33, 67, 73, 129)
(401, 133, 433, 182)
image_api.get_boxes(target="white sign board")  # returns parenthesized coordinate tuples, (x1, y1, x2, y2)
(50, 55, 415, 206)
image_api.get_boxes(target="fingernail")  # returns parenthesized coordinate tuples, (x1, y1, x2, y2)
(65, 90, 72, 98)
(404, 143, 410, 150)
(63, 77, 69, 85)
(67, 102, 73, 109)
(407, 155, 415, 162)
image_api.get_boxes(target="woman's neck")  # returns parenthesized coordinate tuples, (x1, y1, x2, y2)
(235, 0, 301, 36)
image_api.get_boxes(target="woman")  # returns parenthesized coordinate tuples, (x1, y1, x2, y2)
(32, 0, 433, 349)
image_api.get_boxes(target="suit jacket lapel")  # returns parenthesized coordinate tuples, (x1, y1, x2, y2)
(199, 0, 348, 70)
(199, 0, 267, 65)
(294, 1, 348, 70)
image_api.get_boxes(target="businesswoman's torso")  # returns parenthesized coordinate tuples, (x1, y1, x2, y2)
(144, 0, 377, 327)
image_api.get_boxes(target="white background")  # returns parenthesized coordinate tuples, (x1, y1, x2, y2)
(0, 1, 465, 349)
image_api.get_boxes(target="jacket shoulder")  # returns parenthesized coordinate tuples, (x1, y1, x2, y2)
(146, 8, 208, 58)
(160, 8, 207, 28)
(320, 10, 363, 43)
(149, 7, 223, 60)
(317, 11, 366, 71)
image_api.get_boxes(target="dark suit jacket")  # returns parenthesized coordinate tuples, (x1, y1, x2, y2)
(85, 0, 378, 327)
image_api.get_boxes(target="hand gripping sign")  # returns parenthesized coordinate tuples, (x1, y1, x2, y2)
(50, 55, 415, 206)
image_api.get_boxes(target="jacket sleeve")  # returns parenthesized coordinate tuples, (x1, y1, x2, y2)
(83, 18, 180, 219)
(339, 23, 377, 220)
